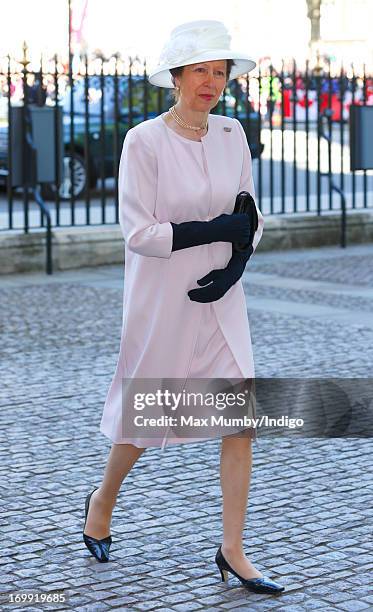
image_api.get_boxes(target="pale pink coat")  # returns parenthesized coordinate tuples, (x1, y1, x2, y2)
(100, 112, 264, 451)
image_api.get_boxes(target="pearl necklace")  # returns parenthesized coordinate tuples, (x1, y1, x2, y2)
(169, 105, 208, 132)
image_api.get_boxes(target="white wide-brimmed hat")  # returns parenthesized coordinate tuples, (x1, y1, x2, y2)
(148, 19, 256, 88)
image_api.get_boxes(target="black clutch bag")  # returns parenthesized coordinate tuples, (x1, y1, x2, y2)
(233, 191, 259, 252)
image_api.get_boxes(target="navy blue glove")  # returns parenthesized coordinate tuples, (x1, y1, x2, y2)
(188, 245, 254, 303)
(171, 213, 251, 252)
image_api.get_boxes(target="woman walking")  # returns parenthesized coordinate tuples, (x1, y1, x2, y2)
(83, 20, 284, 595)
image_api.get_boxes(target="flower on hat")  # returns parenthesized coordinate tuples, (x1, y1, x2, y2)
(159, 31, 199, 65)
(158, 24, 231, 66)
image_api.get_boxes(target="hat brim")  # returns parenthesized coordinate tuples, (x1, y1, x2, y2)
(148, 50, 256, 88)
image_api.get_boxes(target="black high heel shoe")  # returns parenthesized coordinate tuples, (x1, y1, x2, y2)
(83, 486, 112, 563)
(215, 545, 285, 594)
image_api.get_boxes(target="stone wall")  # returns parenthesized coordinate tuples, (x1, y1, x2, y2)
(1, 211, 372, 275)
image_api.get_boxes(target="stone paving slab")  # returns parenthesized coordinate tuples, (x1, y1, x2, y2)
(1, 244, 372, 610)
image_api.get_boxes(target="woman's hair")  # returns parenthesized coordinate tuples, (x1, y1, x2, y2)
(169, 59, 236, 103)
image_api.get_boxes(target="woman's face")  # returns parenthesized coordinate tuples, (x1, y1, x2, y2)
(175, 60, 227, 111)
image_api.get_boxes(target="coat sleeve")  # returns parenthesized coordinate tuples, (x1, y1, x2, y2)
(119, 128, 173, 258)
(234, 119, 264, 253)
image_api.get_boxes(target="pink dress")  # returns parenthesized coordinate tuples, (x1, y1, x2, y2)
(100, 112, 264, 451)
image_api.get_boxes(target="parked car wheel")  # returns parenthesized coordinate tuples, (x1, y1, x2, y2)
(41, 152, 96, 201)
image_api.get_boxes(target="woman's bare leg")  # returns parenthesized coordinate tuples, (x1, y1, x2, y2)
(220, 435, 262, 578)
(84, 443, 146, 539)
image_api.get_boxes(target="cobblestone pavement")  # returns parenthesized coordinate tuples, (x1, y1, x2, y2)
(1, 243, 372, 611)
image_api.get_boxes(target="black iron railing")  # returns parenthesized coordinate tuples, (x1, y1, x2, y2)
(0, 50, 372, 233)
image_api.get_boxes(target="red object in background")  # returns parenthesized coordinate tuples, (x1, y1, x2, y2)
(320, 92, 342, 121)
(297, 95, 313, 108)
(283, 89, 291, 117)
(365, 78, 373, 95)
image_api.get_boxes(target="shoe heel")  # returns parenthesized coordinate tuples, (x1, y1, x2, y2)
(219, 567, 229, 582)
